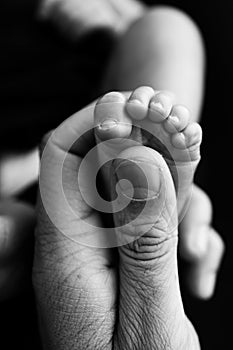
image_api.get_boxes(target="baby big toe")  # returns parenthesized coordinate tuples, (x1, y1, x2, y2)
(95, 92, 132, 141)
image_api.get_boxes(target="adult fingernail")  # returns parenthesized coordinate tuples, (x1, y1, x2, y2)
(114, 159, 161, 201)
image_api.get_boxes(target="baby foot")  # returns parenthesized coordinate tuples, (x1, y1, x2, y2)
(94, 86, 202, 218)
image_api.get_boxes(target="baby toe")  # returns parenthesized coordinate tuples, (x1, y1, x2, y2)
(148, 91, 173, 123)
(126, 86, 155, 120)
(171, 132, 186, 149)
(171, 122, 202, 160)
(164, 105, 190, 133)
(183, 123, 202, 149)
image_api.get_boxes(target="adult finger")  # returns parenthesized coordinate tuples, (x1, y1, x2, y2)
(0, 200, 35, 300)
(112, 146, 200, 349)
(0, 148, 39, 197)
(179, 185, 225, 298)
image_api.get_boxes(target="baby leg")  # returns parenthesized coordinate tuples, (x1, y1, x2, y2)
(98, 7, 223, 299)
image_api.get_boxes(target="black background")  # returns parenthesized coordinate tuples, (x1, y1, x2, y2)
(0, 0, 232, 349)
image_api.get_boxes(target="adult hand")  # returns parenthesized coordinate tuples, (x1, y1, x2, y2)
(33, 104, 217, 349)
(0, 119, 224, 306)
(179, 184, 224, 299)
(0, 150, 38, 300)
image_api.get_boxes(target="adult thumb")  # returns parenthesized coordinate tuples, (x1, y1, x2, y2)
(112, 146, 200, 349)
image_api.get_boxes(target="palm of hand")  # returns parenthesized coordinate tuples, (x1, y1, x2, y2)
(34, 109, 118, 347)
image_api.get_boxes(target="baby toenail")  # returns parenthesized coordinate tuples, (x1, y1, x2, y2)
(128, 99, 142, 105)
(102, 92, 125, 101)
(179, 133, 186, 142)
(150, 101, 164, 114)
(98, 119, 118, 130)
(169, 115, 180, 124)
